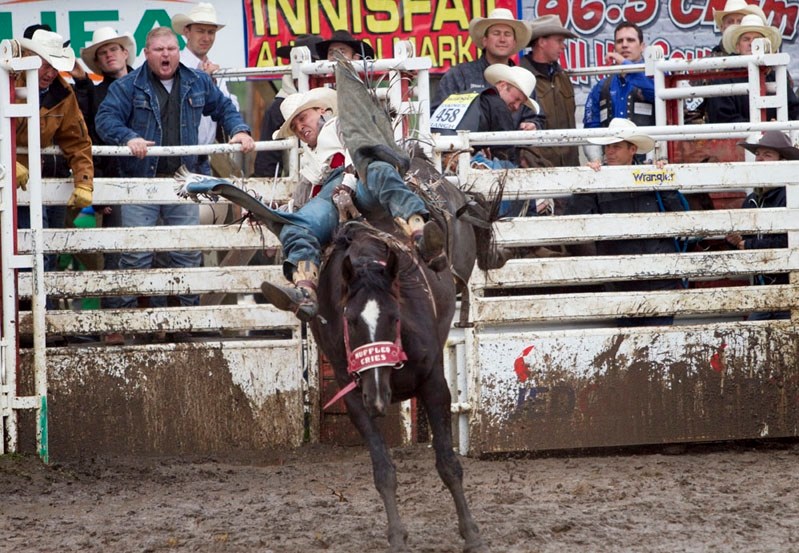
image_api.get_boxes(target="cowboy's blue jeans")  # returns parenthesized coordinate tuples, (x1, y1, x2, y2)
(280, 162, 427, 279)
(117, 203, 202, 308)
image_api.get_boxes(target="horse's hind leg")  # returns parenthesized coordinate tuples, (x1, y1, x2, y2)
(421, 375, 486, 553)
(344, 395, 409, 552)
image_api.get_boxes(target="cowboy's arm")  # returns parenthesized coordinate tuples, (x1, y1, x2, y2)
(622, 60, 655, 102)
(95, 80, 140, 146)
(53, 92, 94, 207)
(201, 73, 249, 137)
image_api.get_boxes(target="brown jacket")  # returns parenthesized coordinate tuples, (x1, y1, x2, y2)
(15, 73, 93, 190)
(520, 55, 580, 167)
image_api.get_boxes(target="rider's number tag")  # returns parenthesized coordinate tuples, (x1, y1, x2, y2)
(431, 92, 479, 130)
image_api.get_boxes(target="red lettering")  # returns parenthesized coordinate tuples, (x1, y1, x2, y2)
(572, 0, 606, 34)
(762, 0, 799, 39)
(669, 0, 705, 28)
(536, 0, 569, 26)
(623, 0, 659, 26)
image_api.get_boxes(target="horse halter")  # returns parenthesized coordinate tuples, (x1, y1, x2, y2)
(323, 317, 407, 410)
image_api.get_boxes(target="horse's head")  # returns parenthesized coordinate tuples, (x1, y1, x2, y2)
(341, 238, 406, 418)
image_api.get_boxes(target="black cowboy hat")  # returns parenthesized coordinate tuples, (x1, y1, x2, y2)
(738, 131, 799, 160)
(316, 30, 374, 60)
(275, 34, 322, 61)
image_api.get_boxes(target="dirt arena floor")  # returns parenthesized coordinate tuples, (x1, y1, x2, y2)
(1, 441, 798, 553)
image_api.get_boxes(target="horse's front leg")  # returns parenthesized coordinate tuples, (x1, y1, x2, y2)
(344, 393, 409, 552)
(420, 373, 487, 553)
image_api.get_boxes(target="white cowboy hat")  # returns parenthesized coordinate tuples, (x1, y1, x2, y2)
(19, 29, 75, 72)
(722, 13, 782, 54)
(713, 0, 767, 30)
(528, 14, 577, 45)
(273, 88, 338, 139)
(484, 64, 540, 114)
(469, 8, 532, 50)
(171, 3, 225, 35)
(79, 27, 136, 74)
(587, 118, 655, 154)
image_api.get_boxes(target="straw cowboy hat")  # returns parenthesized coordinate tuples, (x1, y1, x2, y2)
(273, 88, 338, 139)
(469, 8, 532, 48)
(587, 118, 655, 154)
(276, 34, 322, 61)
(738, 131, 799, 159)
(19, 29, 75, 72)
(316, 30, 374, 60)
(722, 13, 781, 53)
(79, 27, 136, 74)
(171, 3, 225, 35)
(713, 0, 767, 30)
(484, 64, 540, 114)
(528, 14, 577, 45)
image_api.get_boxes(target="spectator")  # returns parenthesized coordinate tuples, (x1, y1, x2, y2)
(520, 14, 579, 168)
(725, 130, 796, 319)
(259, 88, 444, 321)
(583, 21, 654, 160)
(15, 28, 93, 261)
(95, 27, 254, 311)
(72, 27, 137, 342)
(432, 64, 540, 169)
(706, 14, 799, 123)
(254, 34, 322, 182)
(565, 119, 683, 327)
(316, 30, 374, 61)
(431, 8, 544, 131)
(711, 0, 767, 53)
(172, 2, 239, 175)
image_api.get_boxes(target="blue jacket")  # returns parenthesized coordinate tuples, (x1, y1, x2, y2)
(583, 60, 655, 128)
(96, 63, 250, 177)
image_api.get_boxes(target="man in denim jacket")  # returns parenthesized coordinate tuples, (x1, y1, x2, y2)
(96, 26, 254, 309)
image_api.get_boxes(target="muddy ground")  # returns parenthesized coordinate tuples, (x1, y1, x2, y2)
(1, 441, 798, 553)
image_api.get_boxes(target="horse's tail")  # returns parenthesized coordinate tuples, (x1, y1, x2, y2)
(461, 174, 509, 271)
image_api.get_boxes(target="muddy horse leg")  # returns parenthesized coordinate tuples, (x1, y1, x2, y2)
(344, 394, 409, 552)
(420, 373, 486, 553)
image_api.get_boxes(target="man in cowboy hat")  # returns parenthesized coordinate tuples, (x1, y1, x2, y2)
(15, 27, 94, 228)
(258, 86, 444, 321)
(566, 118, 684, 326)
(172, 2, 240, 173)
(316, 30, 374, 61)
(431, 8, 545, 131)
(706, 14, 799, 123)
(583, 21, 654, 161)
(95, 26, 254, 311)
(725, 130, 797, 319)
(254, 34, 323, 180)
(432, 64, 540, 168)
(519, 15, 579, 168)
(711, 0, 768, 53)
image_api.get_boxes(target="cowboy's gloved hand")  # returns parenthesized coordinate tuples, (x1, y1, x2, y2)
(332, 183, 361, 222)
(68, 182, 93, 209)
(16, 161, 29, 190)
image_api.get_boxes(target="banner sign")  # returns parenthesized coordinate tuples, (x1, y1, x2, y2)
(244, 0, 515, 72)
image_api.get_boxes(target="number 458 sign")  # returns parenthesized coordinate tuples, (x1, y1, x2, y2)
(430, 92, 479, 131)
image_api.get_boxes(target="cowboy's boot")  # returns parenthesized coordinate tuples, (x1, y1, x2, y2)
(397, 214, 448, 272)
(260, 261, 319, 322)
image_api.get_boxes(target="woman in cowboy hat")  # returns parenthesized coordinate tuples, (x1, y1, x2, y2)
(430, 8, 544, 132)
(725, 131, 797, 319)
(706, 14, 799, 123)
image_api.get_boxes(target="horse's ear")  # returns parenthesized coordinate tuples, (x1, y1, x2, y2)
(342, 254, 355, 285)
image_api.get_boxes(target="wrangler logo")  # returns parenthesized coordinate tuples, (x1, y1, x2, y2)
(631, 170, 676, 184)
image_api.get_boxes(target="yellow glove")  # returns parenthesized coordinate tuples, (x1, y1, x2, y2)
(67, 182, 93, 209)
(16, 161, 29, 190)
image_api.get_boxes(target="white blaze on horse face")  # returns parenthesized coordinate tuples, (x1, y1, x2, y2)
(360, 299, 381, 342)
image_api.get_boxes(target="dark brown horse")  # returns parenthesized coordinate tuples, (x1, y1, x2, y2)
(313, 220, 486, 552)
